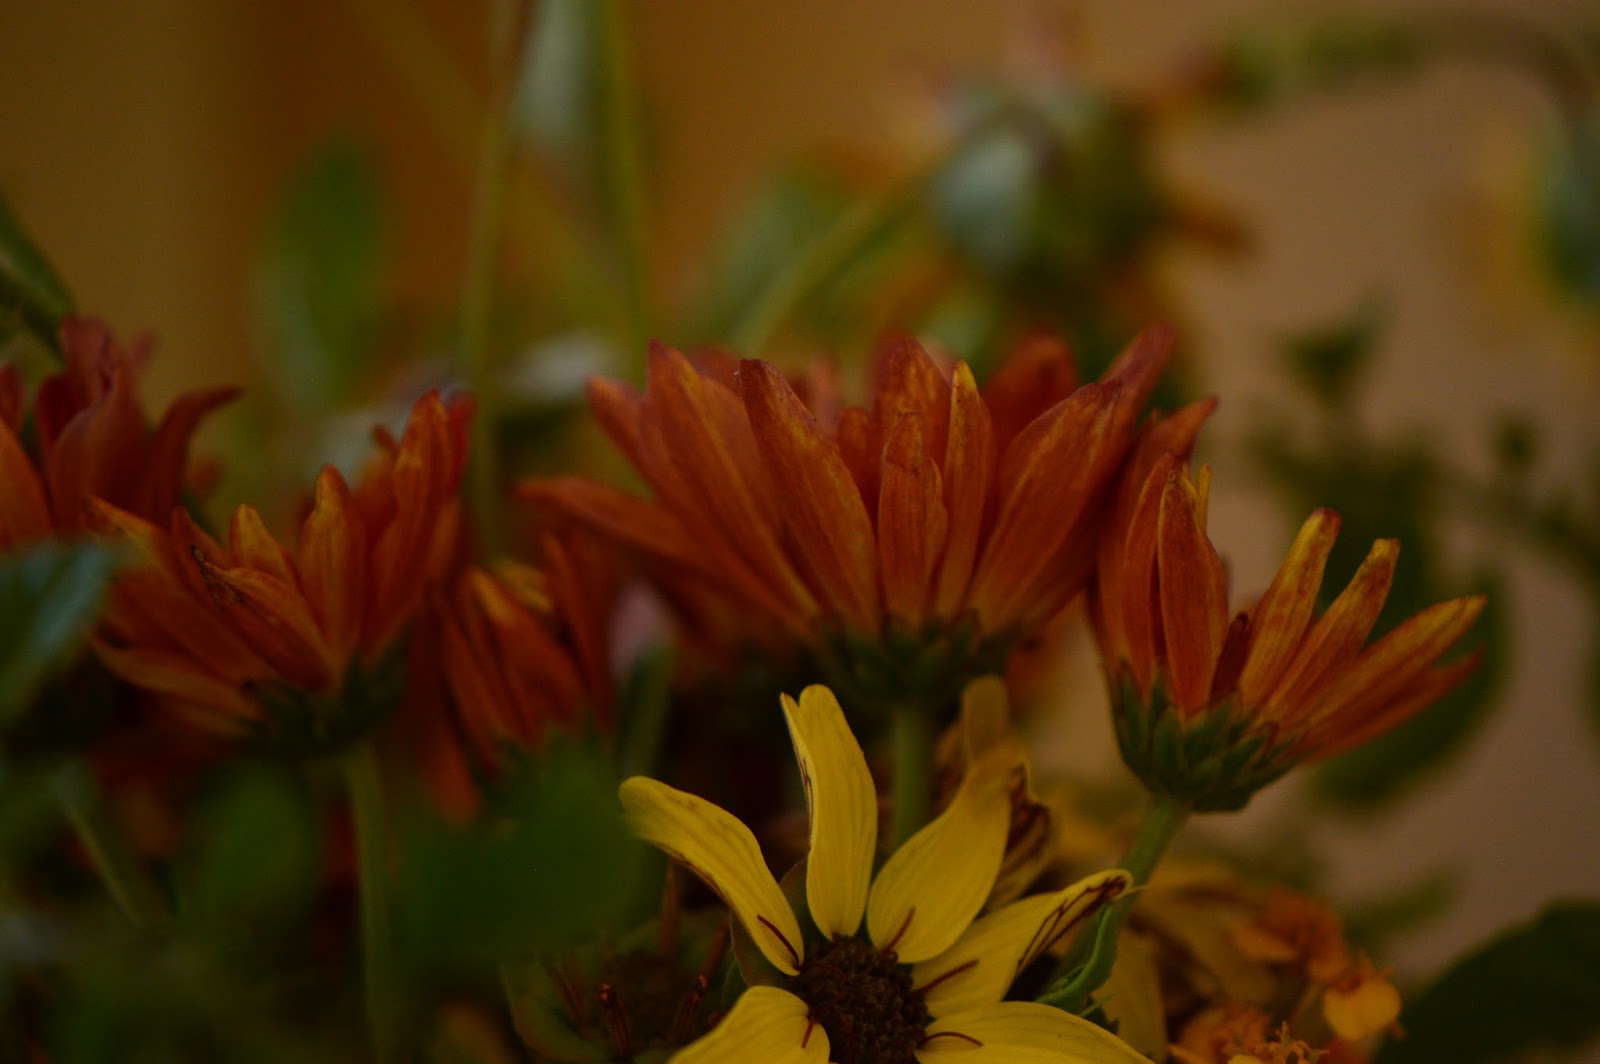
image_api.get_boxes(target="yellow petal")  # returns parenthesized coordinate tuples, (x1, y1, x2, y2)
(866, 742, 1018, 963)
(782, 686, 877, 940)
(618, 776, 804, 975)
(913, 870, 1131, 1016)
(1323, 974, 1401, 1040)
(917, 1001, 1150, 1062)
(670, 986, 829, 1064)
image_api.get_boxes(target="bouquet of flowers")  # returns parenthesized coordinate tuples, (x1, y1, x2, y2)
(1, 4, 1596, 1062)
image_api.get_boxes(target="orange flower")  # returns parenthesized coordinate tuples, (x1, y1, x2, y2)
(1091, 432, 1486, 810)
(90, 392, 472, 741)
(523, 327, 1171, 704)
(1171, 1008, 1321, 1064)
(0, 315, 236, 550)
(437, 532, 618, 768)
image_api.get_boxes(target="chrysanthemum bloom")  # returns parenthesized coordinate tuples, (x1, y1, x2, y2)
(438, 532, 618, 768)
(90, 392, 472, 742)
(1091, 439, 1486, 811)
(0, 316, 236, 550)
(620, 685, 1144, 1063)
(525, 327, 1171, 708)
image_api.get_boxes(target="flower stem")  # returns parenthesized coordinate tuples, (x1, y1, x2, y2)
(460, 0, 535, 559)
(890, 703, 934, 848)
(726, 100, 1017, 356)
(344, 740, 397, 1064)
(1037, 792, 1189, 1012)
(595, 0, 651, 368)
(57, 769, 166, 928)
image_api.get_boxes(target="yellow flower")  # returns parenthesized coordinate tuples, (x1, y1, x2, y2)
(619, 685, 1145, 1063)
(1092, 431, 1486, 810)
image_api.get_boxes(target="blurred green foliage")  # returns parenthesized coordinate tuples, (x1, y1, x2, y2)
(0, 543, 119, 728)
(0, 188, 72, 352)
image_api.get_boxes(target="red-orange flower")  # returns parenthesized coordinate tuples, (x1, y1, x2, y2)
(1091, 426, 1485, 810)
(90, 392, 472, 741)
(437, 532, 618, 768)
(523, 327, 1171, 704)
(0, 315, 235, 550)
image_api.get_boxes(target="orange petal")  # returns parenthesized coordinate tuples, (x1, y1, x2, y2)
(1310, 648, 1483, 760)
(587, 376, 647, 471)
(870, 337, 950, 466)
(1237, 509, 1340, 704)
(641, 346, 816, 627)
(933, 362, 996, 618)
(1113, 453, 1181, 689)
(981, 332, 1079, 456)
(229, 505, 299, 588)
(136, 384, 239, 521)
(835, 405, 879, 509)
(878, 413, 948, 630)
(1156, 469, 1227, 713)
(740, 360, 880, 631)
(44, 364, 146, 529)
(1300, 595, 1486, 749)
(0, 363, 21, 433)
(92, 640, 259, 729)
(0, 418, 52, 547)
(1265, 539, 1399, 713)
(194, 561, 336, 692)
(300, 467, 367, 664)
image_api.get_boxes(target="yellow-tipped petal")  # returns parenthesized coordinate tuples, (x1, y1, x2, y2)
(782, 686, 877, 939)
(917, 1001, 1150, 1062)
(866, 743, 1017, 963)
(912, 870, 1132, 1016)
(671, 986, 829, 1064)
(1237, 509, 1339, 704)
(618, 777, 804, 975)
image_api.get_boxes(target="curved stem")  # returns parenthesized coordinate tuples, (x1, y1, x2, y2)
(890, 703, 934, 848)
(344, 740, 397, 1064)
(1037, 792, 1189, 1012)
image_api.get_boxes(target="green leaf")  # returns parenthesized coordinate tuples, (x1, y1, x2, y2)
(0, 543, 119, 726)
(1312, 570, 1503, 809)
(0, 188, 73, 348)
(1374, 901, 1600, 1063)
(179, 767, 318, 927)
(396, 742, 649, 974)
(1279, 295, 1386, 409)
(251, 144, 385, 411)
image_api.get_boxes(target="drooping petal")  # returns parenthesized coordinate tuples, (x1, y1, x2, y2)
(44, 363, 146, 527)
(1310, 648, 1482, 760)
(1155, 469, 1227, 714)
(618, 776, 805, 975)
(91, 641, 259, 727)
(1236, 509, 1340, 704)
(918, 1001, 1150, 1062)
(671, 986, 829, 1064)
(933, 362, 995, 617)
(866, 743, 1018, 963)
(878, 413, 948, 629)
(782, 686, 877, 939)
(913, 870, 1132, 1016)
(741, 360, 880, 630)
(136, 384, 240, 521)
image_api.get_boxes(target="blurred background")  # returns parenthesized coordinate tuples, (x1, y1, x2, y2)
(2, 0, 1598, 990)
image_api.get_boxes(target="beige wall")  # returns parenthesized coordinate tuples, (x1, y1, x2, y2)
(3, 0, 1596, 977)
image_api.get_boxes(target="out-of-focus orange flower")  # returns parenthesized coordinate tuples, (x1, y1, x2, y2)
(1231, 887, 1352, 985)
(524, 326, 1170, 705)
(1091, 427, 1485, 810)
(438, 532, 618, 768)
(1171, 1007, 1322, 1064)
(0, 315, 236, 550)
(90, 392, 472, 740)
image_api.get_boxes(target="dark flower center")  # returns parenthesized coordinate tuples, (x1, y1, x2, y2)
(793, 935, 931, 1064)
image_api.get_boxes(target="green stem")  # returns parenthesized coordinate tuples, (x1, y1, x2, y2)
(595, 0, 651, 368)
(890, 704, 934, 848)
(344, 741, 397, 1064)
(58, 770, 166, 928)
(460, 0, 535, 559)
(1037, 793, 1189, 1012)
(726, 101, 1018, 356)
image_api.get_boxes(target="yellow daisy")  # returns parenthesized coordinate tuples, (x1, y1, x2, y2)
(619, 685, 1146, 1063)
